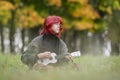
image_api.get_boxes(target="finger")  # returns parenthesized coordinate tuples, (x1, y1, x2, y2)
(45, 51, 51, 53)
(45, 54, 51, 58)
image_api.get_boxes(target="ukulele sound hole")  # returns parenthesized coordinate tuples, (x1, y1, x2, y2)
(49, 57, 53, 60)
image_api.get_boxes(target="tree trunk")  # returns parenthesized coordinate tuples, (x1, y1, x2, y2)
(92, 33, 104, 55)
(21, 29, 25, 53)
(71, 30, 80, 51)
(28, 26, 40, 42)
(80, 34, 87, 55)
(62, 30, 76, 52)
(9, 10, 16, 54)
(108, 10, 120, 55)
(111, 42, 119, 55)
(0, 23, 5, 53)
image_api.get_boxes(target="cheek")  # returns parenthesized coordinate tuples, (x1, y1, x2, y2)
(52, 25, 57, 30)
(51, 26, 60, 33)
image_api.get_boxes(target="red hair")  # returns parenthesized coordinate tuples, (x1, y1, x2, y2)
(40, 15, 62, 38)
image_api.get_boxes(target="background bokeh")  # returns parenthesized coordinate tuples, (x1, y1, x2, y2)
(0, 0, 120, 80)
(0, 0, 120, 55)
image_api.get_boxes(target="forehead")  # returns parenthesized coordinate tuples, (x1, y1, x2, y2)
(53, 22, 60, 25)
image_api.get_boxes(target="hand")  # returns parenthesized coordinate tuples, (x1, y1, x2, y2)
(65, 54, 73, 61)
(37, 51, 51, 59)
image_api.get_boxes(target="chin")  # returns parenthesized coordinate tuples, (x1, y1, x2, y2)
(55, 31, 59, 33)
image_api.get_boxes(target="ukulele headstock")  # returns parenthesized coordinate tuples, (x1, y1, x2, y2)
(71, 51, 81, 57)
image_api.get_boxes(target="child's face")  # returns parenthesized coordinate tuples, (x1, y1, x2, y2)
(51, 22, 61, 34)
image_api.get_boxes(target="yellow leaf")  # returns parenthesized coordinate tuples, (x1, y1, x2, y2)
(89, 29, 95, 33)
(47, 0, 62, 7)
(0, 1, 15, 10)
(71, 5, 100, 19)
(106, 6, 112, 14)
(62, 18, 71, 29)
(72, 20, 94, 30)
(67, 0, 88, 5)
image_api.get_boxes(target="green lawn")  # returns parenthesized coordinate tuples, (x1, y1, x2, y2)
(0, 54, 120, 80)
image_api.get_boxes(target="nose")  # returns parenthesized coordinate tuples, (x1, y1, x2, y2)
(57, 25, 60, 28)
(57, 24, 60, 28)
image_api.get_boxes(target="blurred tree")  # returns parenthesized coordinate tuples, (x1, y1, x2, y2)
(0, 0, 120, 54)
(0, 23, 4, 52)
(17, 0, 120, 54)
(15, 5, 44, 52)
(108, 10, 120, 55)
(88, 0, 120, 55)
(16, 7, 44, 34)
(0, 1, 14, 53)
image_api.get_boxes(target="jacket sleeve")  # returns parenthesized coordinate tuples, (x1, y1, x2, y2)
(21, 38, 39, 67)
(58, 39, 69, 62)
(60, 39, 68, 56)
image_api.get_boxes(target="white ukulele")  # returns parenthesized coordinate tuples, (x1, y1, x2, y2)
(37, 51, 81, 65)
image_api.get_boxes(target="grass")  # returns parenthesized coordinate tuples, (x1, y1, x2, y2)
(0, 54, 120, 80)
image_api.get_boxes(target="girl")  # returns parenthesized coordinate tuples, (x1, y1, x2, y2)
(21, 15, 72, 69)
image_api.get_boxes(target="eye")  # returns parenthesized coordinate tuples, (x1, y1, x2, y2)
(55, 22, 60, 25)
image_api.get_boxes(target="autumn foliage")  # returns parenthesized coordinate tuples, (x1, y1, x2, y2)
(0, 1, 44, 29)
(0, 1, 14, 25)
(0, 0, 120, 31)
(15, 6, 44, 28)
